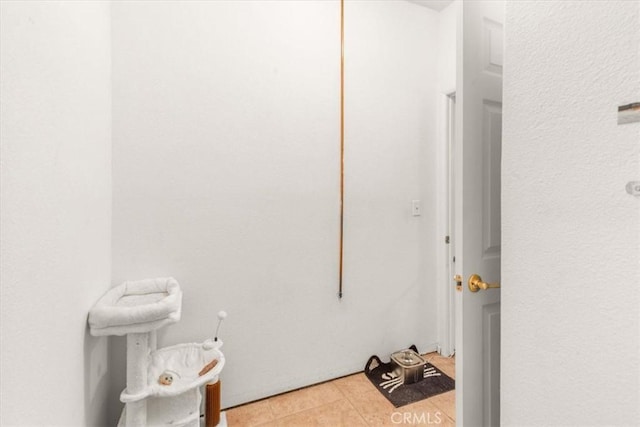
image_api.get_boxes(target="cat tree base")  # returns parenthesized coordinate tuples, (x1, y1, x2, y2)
(117, 407, 227, 427)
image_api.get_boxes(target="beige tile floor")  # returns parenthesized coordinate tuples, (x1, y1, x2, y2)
(225, 352, 455, 426)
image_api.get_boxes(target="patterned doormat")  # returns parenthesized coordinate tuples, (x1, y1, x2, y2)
(364, 345, 455, 408)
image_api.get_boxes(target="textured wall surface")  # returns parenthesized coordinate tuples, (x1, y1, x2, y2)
(0, 2, 112, 426)
(502, 1, 640, 425)
(111, 0, 439, 412)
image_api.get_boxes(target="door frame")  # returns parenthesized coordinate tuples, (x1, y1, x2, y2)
(437, 90, 457, 358)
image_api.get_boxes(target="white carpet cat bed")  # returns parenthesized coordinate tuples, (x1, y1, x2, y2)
(88, 278, 226, 427)
(88, 277, 182, 336)
(118, 340, 225, 427)
(121, 340, 225, 403)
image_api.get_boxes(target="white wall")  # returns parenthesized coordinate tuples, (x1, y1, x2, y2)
(111, 0, 439, 411)
(0, 2, 112, 426)
(437, 1, 458, 94)
(502, 1, 640, 425)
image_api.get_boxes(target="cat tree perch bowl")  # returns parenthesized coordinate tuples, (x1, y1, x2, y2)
(88, 277, 225, 427)
(89, 277, 182, 336)
(120, 341, 225, 403)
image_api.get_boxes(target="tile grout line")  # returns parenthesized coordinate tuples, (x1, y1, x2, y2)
(335, 383, 372, 426)
(267, 382, 346, 421)
(429, 391, 457, 421)
(336, 375, 389, 426)
(264, 396, 277, 425)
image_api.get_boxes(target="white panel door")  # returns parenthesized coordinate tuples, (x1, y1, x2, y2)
(455, 1, 504, 426)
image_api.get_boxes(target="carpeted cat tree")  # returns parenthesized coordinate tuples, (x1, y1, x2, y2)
(88, 277, 225, 427)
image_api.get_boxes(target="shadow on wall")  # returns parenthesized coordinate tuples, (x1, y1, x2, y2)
(84, 327, 110, 426)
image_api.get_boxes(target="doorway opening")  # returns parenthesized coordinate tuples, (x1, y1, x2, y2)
(446, 92, 456, 357)
(438, 91, 457, 359)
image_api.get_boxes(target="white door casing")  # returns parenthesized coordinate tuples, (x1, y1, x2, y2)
(455, 1, 504, 426)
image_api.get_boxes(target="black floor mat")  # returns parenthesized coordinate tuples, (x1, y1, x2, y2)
(364, 345, 455, 408)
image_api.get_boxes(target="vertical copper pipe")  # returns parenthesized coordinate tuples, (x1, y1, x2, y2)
(338, 0, 345, 299)
(205, 381, 221, 427)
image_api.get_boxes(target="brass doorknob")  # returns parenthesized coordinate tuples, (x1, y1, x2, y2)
(468, 274, 500, 292)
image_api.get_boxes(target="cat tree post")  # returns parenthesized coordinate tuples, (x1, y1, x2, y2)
(126, 332, 150, 426)
(205, 380, 221, 427)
